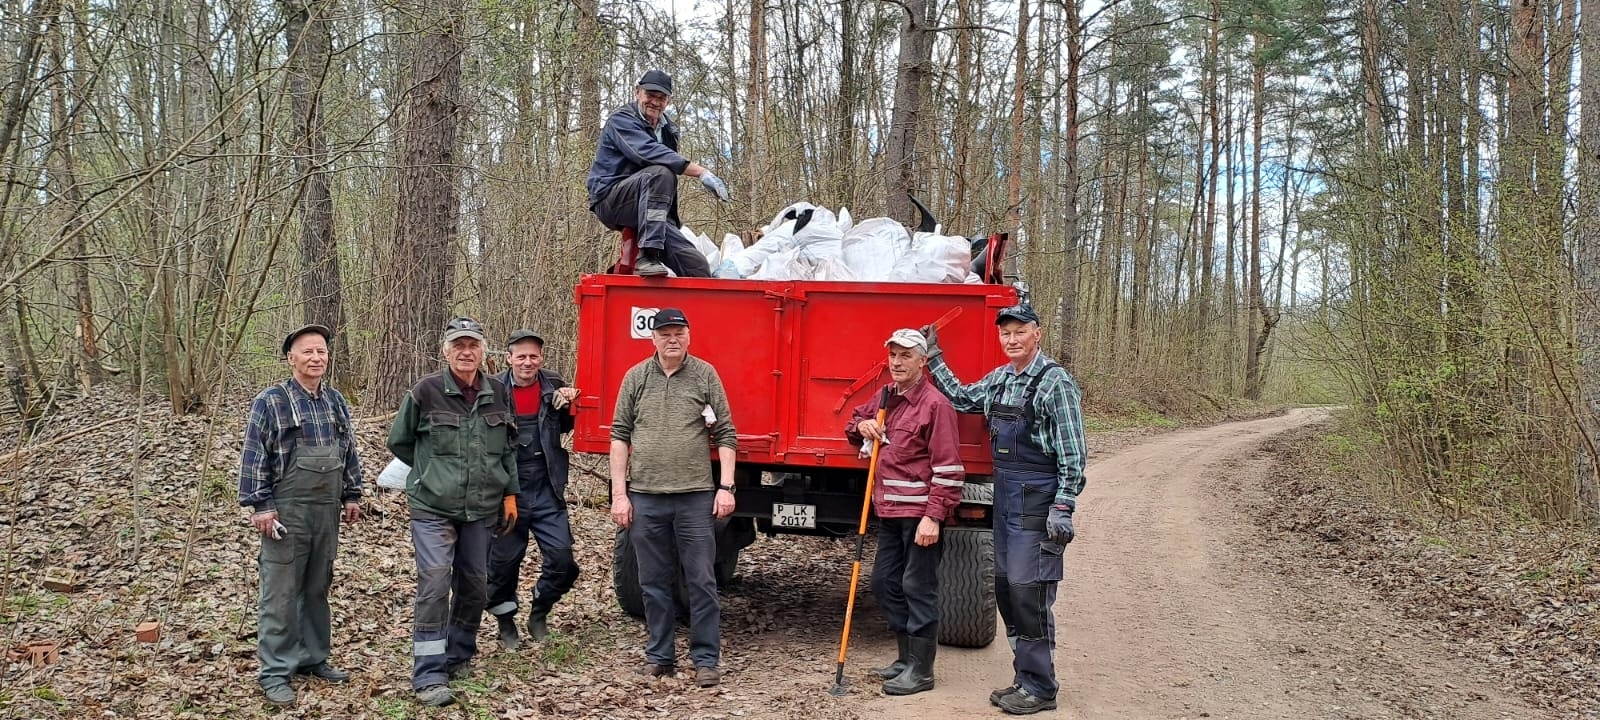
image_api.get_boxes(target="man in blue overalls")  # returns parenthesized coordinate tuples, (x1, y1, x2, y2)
(923, 305, 1087, 715)
(485, 329, 581, 649)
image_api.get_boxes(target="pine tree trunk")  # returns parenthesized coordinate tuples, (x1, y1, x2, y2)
(1575, 0, 1600, 520)
(370, 0, 466, 410)
(283, 0, 350, 387)
(883, 0, 933, 224)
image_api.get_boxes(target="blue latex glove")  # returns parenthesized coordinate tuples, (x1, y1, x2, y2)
(700, 171, 730, 202)
(1047, 503, 1075, 546)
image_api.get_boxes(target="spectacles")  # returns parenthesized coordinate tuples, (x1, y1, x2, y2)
(446, 317, 484, 333)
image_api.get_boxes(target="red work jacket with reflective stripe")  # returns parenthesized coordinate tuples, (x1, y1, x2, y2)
(845, 376, 966, 522)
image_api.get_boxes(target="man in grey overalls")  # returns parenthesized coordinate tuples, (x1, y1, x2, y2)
(485, 329, 582, 648)
(923, 305, 1087, 715)
(239, 324, 364, 706)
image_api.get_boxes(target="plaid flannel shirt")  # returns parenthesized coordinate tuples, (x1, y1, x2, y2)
(238, 378, 363, 512)
(927, 350, 1087, 506)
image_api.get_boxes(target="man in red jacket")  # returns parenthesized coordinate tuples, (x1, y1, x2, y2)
(845, 328, 965, 697)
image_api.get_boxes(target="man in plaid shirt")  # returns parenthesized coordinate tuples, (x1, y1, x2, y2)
(238, 324, 363, 706)
(922, 305, 1086, 715)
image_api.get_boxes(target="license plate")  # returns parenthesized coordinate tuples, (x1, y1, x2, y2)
(771, 502, 817, 530)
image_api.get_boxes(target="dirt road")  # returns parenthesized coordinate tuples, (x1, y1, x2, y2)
(858, 408, 1555, 720)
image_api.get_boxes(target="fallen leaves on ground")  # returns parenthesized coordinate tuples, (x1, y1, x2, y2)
(1247, 425, 1600, 720)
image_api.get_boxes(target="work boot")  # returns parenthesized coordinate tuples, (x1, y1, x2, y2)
(635, 257, 669, 277)
(261, 684, 295, 706)
(496, 614, 520, 650)
(990, 683, 1022, 706)
(882, 635, 936, 696)
(296, 663, 350, 683)
(445, 661, 472, 681)
(525, 606, 550, 642)
(872, 633, 910, 680)
(637, 663, 675, 678)
(695, 666, 721, 687)
(415, 684, 454, 707)
(996, 687, 1057, 715)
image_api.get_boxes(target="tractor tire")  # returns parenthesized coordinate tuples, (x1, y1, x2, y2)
(937, 527, 998, 648)
(612, 527, 646, 618)
(612, 526, 692, 621)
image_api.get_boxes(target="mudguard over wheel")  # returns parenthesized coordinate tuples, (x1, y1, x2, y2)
(938, 527, 998, 648)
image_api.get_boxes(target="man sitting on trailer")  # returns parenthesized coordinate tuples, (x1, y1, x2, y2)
(921, 306, 1086, 716)
(845, 328, 965, 697)
(585, 69, 730, 278)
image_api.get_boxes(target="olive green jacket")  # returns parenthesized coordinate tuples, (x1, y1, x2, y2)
(387, 370, 518, 522)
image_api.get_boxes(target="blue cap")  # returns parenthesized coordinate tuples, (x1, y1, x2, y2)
(638, 70, 673, 95)
(995, 305, 1040, 325)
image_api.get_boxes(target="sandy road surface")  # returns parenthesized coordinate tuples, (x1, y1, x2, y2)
(855, 408, 1555, 720)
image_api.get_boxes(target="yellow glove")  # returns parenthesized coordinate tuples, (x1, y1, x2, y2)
(501, 496, 518, 535)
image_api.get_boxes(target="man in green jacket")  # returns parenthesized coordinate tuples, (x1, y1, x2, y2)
(609, 307, 738, 687)
(387, 317, 519, 708)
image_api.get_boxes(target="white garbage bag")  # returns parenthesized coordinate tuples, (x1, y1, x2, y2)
(377, 458, 410, 491)
(681, 224, 720, 267)
(731, 219, 795, 277)
(714, 234, 745, 278)
(837, 207, 854, 237)
(842, 217, 911, 281)
(889, 229, 972, 283)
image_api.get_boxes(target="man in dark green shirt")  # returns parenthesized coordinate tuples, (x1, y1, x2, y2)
(609, 307, 737, 687)
(387, 317, 519, 707)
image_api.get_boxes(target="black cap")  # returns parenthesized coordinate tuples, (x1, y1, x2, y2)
(507, 329, 544, 347)
(995, 305, 1040, 325)
(638, 69, 673, 95)
(282, 324, 332, 356)
(652, 307, 689, 328)
(442, 316, 487, 344)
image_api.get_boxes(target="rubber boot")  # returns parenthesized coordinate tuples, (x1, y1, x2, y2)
(872, 633, 910, 680)
(496, 615, 519, 650)
(525, 605, 551, 642)
(882, 635, 936, 696)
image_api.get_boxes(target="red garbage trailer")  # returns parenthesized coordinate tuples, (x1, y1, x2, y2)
(572, 269, 1018, 648)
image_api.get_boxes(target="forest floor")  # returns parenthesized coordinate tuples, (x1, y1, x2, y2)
(0, 392, 1593, 719)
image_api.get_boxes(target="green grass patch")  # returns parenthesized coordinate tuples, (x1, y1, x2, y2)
(375, 696, 414, 720)
(32, 686, 65, 704)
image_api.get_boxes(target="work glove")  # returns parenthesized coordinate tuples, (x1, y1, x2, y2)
(1047, 503, 1075, 546)
(700, 171, 730, 202)
(919, 324, 943, 358)
(500, 496, 518, 535)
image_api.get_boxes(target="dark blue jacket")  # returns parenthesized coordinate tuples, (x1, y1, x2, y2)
(497, 369, 575, 498)
(585, 102, 689, 221)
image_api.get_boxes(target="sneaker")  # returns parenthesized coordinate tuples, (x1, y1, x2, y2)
(989, 683, 1022, 706)
(261, 684, 295, 706)
(496, 615, 520, 650)
(415, 684, 454, 707)
(996, 688, 1057, 715)
(637, 663, 675, 678)
(295, 663, 350, 683)
(695, 666, 721, 688)
(635, 258, 670, 277)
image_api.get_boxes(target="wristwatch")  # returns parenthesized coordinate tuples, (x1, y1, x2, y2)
(718, 483, 736, 494)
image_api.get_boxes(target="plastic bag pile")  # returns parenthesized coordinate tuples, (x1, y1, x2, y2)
(683, 202, 979, 283)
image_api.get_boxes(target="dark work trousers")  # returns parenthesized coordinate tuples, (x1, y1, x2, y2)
(591, 165, 712, 278)
(630, 490, 721, 668)
(257, 441, 344, 690)
(486, 461, 578, 620)
(410, 509, 495, 690)
(990, 406, 1065, 701)
(871, 516, 944, 639)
